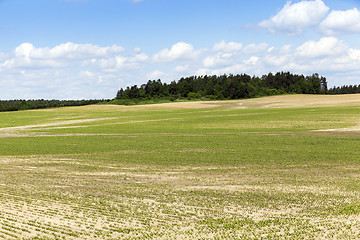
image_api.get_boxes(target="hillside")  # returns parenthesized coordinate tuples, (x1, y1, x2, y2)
(124, 93, 360, 109)
(0, 94, 359, 238)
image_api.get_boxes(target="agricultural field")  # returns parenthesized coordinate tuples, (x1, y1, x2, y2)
(0, 94, 360, 239)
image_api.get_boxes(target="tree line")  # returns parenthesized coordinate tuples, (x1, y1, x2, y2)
(0, 99, 106, 112)
(116, 72, 328, 101)
(1, 72, 358, 112)
(327, 84, 360, 94)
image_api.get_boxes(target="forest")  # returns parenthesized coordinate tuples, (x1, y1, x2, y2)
(116, 72, 328, 101)
(327, 84, 360, 94)
(116, 72, 360, 102)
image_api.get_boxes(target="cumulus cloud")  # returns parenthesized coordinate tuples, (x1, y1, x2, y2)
(200, 41, 246, 69)
(28, 42, 123, 60)
(153, 42, 199, 62)
(296, 37, 347, 58)
(213, 40, 242, 52)
(203, 53, 233, 68)
(1, 37, 360, 99)
(147, 70, 165, 80)
(259, 0, 329, 35)
(196, 36, 360, 87)
(0, 42, 148, 99)
(349, 49, 360, 60)
(320, 8, 360, 35)
(263, 45, 293, 67)
(3, 42, 126, 70)
(15, 43, 34, 58)
(245, 56, 260, 65)
(279, 38, 360, 86)
(195, 68, 210, 76)
(174, 65, 189, 73)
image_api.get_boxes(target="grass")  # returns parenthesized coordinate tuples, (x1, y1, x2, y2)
(0, 95, 360, 238)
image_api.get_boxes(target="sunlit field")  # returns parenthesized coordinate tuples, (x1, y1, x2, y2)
(0, 94, 360, 239)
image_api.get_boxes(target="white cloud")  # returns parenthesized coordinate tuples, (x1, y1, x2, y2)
(203, 56, 218, 68)
(0, 42, 148, 99)
(213, 40, 242, 52)
(147, 70, 165, 80)
(281, 38, 360, 83)
(79, 71, 95, 78)
(153, 42, 199, 62)
(3, 42, 126, 70)
(174, 65, 189, 73)
(43, 42, 124, 59)
(245, 56, 260, 65)
(15, 43, 34, 58)
(264, 55, 290, 67)
(320, 8, 360, 35)
(259, 0, 329, 35)
(262, 45, 293, 67)
(199, 36, 360, 87)
(349, 49, 360, 60)
(130, 52, 149, 62)
(1, 38, 360, 99)
(200, 42, 247, 69)
(115, 56, 127, 68)
(296, 37, 347, 58)
(195, 68, 210, 76)
(203, 53, 233, 68)
(210, 64, 249, 76)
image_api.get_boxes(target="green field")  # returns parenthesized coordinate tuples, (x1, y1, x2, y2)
(0, 95, 360, 239)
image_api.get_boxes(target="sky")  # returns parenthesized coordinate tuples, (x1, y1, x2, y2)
(0, 0, 360, 100)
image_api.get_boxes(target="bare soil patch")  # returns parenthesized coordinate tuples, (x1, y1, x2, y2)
(107, 94, 360, 110)
(314, 123, 360, 132)
(237, 94, 360, 108)
(0, 118, 116, 132)
(0, 118, 118, 138)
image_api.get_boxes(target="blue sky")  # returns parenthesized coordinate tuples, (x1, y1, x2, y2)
(0, 0, 360, 99)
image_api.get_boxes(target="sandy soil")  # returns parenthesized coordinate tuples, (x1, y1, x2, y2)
(236, 94, 360, 108)
(32, 94, 360, 111)
(315, 124, 360, 132)
(106, 94, 360, 109)
(0, 118, 116, 132)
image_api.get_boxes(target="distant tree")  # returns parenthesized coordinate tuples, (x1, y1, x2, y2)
(328, 84, 360, 94)
(0, 99, 105, 112)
